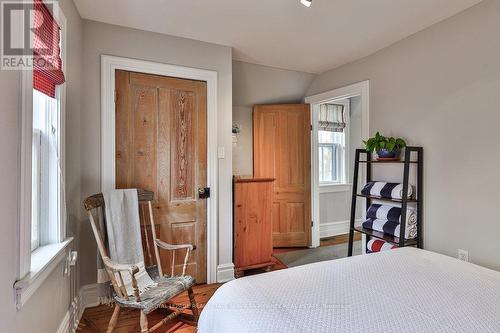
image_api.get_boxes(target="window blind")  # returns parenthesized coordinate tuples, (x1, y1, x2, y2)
(33, 0, 65, 98)
(319, 103, 345, 132)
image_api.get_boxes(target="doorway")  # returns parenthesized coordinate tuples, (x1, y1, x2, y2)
(101, 56, 219, 283)
(306, 81, 370, 250)
(115, 70, 208, 283)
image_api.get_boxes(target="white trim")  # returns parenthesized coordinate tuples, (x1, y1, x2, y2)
(100, 55, 219, 283)
(19, 67, 33, 279)
(319, 219, 362, 238)
(306, 80, 370, 248)
(56, 7, 67, 243)
(216, 263, 235, 283)
(14, 237, 73, 310)
(56, 309, 71, 333)
(57, 285, 96, 333)
(80, 283, 99, 308)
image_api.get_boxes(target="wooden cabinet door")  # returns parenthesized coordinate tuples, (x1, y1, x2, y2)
(115, 70, 207, 283)
(253, 104, 311, 247)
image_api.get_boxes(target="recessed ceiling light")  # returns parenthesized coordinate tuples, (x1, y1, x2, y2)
(300, 0, 312, 8)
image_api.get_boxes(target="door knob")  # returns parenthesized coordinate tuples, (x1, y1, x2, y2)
(198, 187, 210, 199)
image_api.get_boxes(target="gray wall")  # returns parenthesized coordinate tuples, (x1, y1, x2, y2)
(307, 0, 500, 270)
(80, 20, 233, 285)
(0, 0, 83, 331)
(232, 61, 316, 175)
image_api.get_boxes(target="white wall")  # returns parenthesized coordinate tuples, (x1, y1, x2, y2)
(0, 0, 83, 331)
(307, 0, 500, 270)
(232, 60, 316, 175)
(80, 20, 233, 284)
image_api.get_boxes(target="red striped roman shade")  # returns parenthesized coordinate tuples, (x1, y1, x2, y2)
(32, 0, 65, 97)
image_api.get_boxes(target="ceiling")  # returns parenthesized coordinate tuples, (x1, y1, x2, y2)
(74, 0, 482, 73)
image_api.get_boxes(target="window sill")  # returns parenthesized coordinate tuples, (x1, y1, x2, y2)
(14, 237, 73, 310)
(319, 183, 351, 193)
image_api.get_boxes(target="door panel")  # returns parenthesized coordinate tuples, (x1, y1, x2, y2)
(253, 104, 311, 247)
(115, 70, 207, 283)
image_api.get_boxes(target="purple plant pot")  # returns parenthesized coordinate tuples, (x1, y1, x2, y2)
(377, 148, 397, 159)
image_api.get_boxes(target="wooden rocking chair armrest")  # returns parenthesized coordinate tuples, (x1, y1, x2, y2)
(154, 239, 195, 277)
(155, 239, 196, 251)
(102, 257, 142, 300)
(102, 257, 140, 275)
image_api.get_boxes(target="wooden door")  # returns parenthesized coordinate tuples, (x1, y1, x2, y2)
(115, 70, 207, 283)
(253, 104, 311, 247)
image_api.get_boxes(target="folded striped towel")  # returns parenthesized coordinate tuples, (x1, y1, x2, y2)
(367, 239, 398, 253)
(362, 218, 418, 239)
(366, 204, 417, 225)
(361, 181, 414, 200)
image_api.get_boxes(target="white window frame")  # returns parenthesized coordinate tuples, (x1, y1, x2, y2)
(317, 99, 350, 188)
(15, 3, 72, 310)
(31, 128, 42, 251)
(318, 142, 339, 183)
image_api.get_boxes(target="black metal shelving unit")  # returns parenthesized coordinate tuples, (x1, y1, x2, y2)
(347, 146, 423, 256)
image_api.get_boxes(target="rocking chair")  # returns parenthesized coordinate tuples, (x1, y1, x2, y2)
(83, 189, 199, 333)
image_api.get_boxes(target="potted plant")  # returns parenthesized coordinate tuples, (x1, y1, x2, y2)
(363, 132, 407, 160)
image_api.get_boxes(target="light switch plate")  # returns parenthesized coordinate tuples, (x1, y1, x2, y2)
(217, 146, 225, 159)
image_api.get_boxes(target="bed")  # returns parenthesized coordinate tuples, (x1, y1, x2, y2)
(199, 248, 500, 332)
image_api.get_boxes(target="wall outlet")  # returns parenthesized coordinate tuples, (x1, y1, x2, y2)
(458, 249, 469, 262)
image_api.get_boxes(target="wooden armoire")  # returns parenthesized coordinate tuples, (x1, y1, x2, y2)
(233, 177, 275, 277)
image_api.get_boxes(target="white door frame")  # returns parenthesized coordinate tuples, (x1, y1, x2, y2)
(100, 55, 218, 283)
(305, 80, 370, 248)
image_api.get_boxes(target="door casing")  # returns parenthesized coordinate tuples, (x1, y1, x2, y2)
(100, 55, 219, 283)
(305, 80, 370, 249)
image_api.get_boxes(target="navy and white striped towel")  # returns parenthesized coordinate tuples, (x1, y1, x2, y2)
(361, 181, 414, 200)
(366, 239, 398, 253)
(362, 218, 417, 239)
(366, 204, 417, 225)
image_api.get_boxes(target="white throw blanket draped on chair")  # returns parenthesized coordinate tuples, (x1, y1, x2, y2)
(103, 189, 157, 296)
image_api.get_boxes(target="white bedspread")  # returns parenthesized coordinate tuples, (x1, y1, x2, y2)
(199, 248, 500, 333)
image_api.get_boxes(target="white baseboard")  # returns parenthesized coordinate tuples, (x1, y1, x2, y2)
(217, 263, 235, 282)
(56, 284, 98, 333)
(320, 219, 361, 239)
(56, 294, 83, 333)
(80, 283, 99, 308)
(56, 307, 71, 333)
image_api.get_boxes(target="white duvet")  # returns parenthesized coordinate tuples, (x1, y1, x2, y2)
(199, 248, 500, 333)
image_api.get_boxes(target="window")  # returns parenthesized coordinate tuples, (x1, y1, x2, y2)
(31, 89, 61, 251)
(318, 130, 345, 184)
(15, 1, 69, 309)
(29, 0, 66, 252)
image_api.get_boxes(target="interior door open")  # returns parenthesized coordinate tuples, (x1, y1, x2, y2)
(253, 104, 311, 247)
(115, 70, 207, 283)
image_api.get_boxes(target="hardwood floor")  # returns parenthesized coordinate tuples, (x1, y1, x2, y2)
(77, 284, 221, 333)
(319, 232, 362, 247)
(77, 233, 359, 332)
(272, 232, 362, 254)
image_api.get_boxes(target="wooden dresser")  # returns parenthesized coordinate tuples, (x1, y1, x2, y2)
(233, 176, 275, 277)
